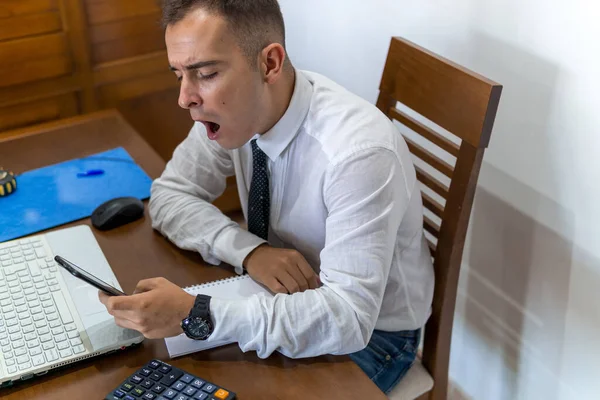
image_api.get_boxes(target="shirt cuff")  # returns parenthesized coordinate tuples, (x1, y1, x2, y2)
(208, 297, 250, 344)
(211, 225, 266, 275)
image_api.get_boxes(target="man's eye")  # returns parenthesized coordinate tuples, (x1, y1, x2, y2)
(176, 75, 182, 82)
(199, 72, 218, 80)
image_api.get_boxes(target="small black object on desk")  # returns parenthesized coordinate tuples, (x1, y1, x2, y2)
(91, 196, 144, 231)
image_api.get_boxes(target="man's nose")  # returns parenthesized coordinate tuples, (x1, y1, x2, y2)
(178, 79, 201, 109)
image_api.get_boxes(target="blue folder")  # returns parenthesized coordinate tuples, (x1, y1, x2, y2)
(0, 147, 153, 243)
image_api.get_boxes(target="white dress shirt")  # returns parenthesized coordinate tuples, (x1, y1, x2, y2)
(149, 69, 434, 359)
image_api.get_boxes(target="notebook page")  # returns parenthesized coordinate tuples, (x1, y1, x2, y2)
(164, 274, 273, 357)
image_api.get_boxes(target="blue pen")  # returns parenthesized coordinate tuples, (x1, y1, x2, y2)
(77, 169, 105, 177)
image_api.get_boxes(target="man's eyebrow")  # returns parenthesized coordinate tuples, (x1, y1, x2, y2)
(169, 60, 221, 72)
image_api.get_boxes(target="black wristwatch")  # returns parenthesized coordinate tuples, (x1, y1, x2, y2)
(181, 295, 214, 340)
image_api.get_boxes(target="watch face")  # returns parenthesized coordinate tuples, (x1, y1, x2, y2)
(183, 317, 212, 340)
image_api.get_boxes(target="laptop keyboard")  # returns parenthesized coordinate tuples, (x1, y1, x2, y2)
(0, 236, 85, 377)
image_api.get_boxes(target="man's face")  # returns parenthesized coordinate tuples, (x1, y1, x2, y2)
(166, 8, 265, 149)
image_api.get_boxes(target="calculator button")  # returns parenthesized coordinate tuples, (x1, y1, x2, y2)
(201, 384, 216, 394)
(213, 389, 229, 400)
(183, 386, 197, 396)
(130, 375, 143, 384)
(161, 370, 183, 386)
(141, 379, 154, 389)
(180, 374, 194, 384)
(113, 390, 125, 398)
(152, 384, 166, 394)
(174, 395, 189, 400)
(172, 381, 187, 391)
(143, 393, 157, 400)
(193, 393, 208, 400)
(121, 382, 134, 392)
(124, 396, 135, 400)
(159, 365, 172, 374)
(150, 372, 163, 381)
(140, 368, 152, 376)
(191, 379, 205, 389)
(163, 389, 178, 399)
(133, 387, 146, 397)
(148, 360, 161, 369)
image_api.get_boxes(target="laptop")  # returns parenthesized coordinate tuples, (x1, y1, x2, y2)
(0, 225, 144, 387)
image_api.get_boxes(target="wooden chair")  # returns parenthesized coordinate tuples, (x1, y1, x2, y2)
(376, 37, 503, 399)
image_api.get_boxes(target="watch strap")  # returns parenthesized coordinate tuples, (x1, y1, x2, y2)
(189, 294, 211, 320)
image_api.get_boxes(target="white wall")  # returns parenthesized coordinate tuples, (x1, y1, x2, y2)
(278, 0, 600, 399)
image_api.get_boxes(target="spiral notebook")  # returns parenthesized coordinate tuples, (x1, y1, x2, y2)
(164, 274, 273, 358)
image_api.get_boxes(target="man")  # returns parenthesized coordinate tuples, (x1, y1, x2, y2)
(99, 0, 434, 394)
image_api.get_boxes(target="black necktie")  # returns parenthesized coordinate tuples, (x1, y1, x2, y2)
(248, 139, 270, 240)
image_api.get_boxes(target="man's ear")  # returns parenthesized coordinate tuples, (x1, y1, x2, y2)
(260, 43, 287, 84)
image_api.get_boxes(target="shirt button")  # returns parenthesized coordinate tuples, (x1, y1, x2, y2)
(385, 355, 391, 361)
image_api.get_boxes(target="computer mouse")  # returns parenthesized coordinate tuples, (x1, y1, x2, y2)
(91, 197, 144, 231)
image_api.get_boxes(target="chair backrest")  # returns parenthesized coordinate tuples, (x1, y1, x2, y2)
(376, 37, 502, 400)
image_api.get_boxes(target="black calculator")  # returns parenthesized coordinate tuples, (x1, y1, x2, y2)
(105, 359, 236, 400)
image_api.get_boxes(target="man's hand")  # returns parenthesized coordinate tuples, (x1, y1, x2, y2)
(98, 277, 195, 339)
(243, 245, 320, 294)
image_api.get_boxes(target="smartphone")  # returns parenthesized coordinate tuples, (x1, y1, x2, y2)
(54, 255, 126, 296)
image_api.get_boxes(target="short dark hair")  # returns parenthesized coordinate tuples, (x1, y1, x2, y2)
(161, 0, 287, 63)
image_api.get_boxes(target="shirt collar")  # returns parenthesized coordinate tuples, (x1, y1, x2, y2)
(254, 69, 313, 161)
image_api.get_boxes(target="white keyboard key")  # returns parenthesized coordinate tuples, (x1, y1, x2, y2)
(28, 260, 42, 277)
(4, 350, 13, 358)
(7, 319, 19, 327)
(0, 292, 9, 300)
(6, 358, 15, 366)
(46, 257, 53, 263)
(22, 281, 33, 289)
(17, 354, 29, 364)
(16, 305, 28, 313)
(51, 327, 63, 335)
(37, 287, 49, 295)
(32, 354, 45, 366)
(45, 348, 59, 362)
(31, 306, 43, 315)
(20, 239, 30, 245)
(2, 345, 12, 353)
(0, 338, 8, 346)
(33, 276, 44, 283)
(25, 255, 35, 261)
(33, 314, 45, 322)
(19, 362, 32, 371)
(33, 242, 43, 248)
(24, 332, 37, 341)
(47, 313, 59, 321)
(0, 249, 8, 256)
(16, 296, 27, 306)
(12, 339, 25, 349)
(57, 342, 69, 351)
(55, 333, 67, 343)
(35, 320, 46, 329)
(65, 323, 77, 332)
(42, 341, 54, 350)
(14, 347, 27, 357)
(10, 332, 22, 341)
(19, 312, 31, 320)
(0, 298, 10, 306)
(35, 248, 46, 259)
(38, 326, 50, 335)
(49, 285, 60, 292)
(67, 331, 79, 340)
(73, 345, 85, 354)
(42, 300, 53, 308)
(40, 333, 53, 343)
(2, 260, 12, 267)
(35, 282, 46, 289)
(26, 294, 37, 302)
(6, 275, 18, 282)
(47, 279, 58, 286)
(27, 340, 40, 349)
(30, 347, 42, 356)
(49, 267, 57, 273)
(28, 299, 40, 307)
(10, 287, 21, 295)
(8, 280, 19, 288)
(13, 257, 24, 264)
(52, 292, 74, 324)
(59, 348, 72, 358)
(7, 365, 17, 374)
(70, 338, 82, 346)
(2, 305, 13, 313)
(21, 318, 33, 327)
(40, 294, 51, 302)
(23, 325, 35, 334)
(4, 311, 16, 320)
(49, 320, 61, 328)
(23, 250, 34, 256)
(0, 254, 10, 261)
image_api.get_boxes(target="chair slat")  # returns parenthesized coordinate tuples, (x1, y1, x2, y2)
(422, 192, 444, 218)
(423, 216, 440, 238)
(415, 166, 449, 199)
(427, 238, 437, 255)
(389, 107, 460, 157)
(405, 136, 454, 178)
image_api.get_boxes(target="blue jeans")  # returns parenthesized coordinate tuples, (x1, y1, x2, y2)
(349, 328, 421, 394)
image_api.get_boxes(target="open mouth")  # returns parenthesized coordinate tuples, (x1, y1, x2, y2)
(205, 121, 220, 134)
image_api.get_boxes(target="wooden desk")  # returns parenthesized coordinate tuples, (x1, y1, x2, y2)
(0, 111, 386, 400)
